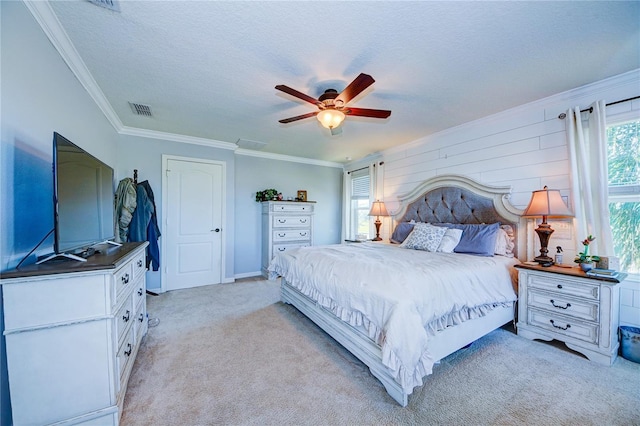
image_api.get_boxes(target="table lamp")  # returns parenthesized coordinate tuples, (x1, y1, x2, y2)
(522, 186, 574, 265)
(369, 200, 389, 241)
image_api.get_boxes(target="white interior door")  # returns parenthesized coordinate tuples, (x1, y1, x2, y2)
(163, 157, 224, 291)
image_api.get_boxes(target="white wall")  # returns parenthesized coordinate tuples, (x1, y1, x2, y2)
(116, 134, 237, 288)
(234, 154, 343, 277)
(1, 2, 120, 424)
(378, 69, 640, 326)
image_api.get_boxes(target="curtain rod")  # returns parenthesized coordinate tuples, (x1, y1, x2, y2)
(346, 162, 384, 174)
(557, 95, 640, 119)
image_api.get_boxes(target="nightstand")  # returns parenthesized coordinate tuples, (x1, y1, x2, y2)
(515, 263, 625, 365)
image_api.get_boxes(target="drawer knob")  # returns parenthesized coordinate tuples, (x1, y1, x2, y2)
(550, 299, 571, 310)
(123, 310, 131, 322)
(138, 313, 144, 323)
(278, 233, 286, 237)
(124, 343, 132, 357)
(300, 232, 307, 236)
(299, 219, 307, 223)
(557, 284, 563, 289)
(137, 259, 143, 268)
(278, 219, 287, 223)
(277, 247, 286, 252)
(121, 273, 130, 284)
(550, 319, 571, 330)
(138, 288, 144, 296)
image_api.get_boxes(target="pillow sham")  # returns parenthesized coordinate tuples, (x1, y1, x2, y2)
(495, 226, 515, 257)
(436, 228, 463, 253)
(402, 223, 447, 252)
(433, 222, 500, 256)
(390, 222, 415, 244)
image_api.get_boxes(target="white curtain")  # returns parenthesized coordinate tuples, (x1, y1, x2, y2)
(565, 100, 614, 256)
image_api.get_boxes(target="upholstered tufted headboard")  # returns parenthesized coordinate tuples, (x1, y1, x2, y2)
(392, 175, 526, 259)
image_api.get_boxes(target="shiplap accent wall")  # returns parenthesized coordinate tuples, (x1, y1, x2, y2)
(377, 69, 640, 326)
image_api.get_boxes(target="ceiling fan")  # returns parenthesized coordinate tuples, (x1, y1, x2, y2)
(275, 73, 391, 132)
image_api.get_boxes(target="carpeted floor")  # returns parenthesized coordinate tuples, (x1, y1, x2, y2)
(121, 279, 640, 425)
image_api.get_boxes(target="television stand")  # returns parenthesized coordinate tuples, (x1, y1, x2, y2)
(36, 252, 87, 265)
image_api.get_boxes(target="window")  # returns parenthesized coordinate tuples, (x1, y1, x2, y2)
(607, 119, 639, 274)
(348, 169, 371, 240)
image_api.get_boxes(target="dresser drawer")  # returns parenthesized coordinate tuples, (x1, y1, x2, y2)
(272, 203, 313, 213)
(273, 229, 311, 242)
(117, 327, 136, 381)
(134, 296, 147, 342)
(272, 215, 311, 228)
(115, 262, 134, 302)
(115, 292, 134, 346)
(273, 242, 311, 256)
(528, 308, 599, 344)
(132, 251, 146, 281)
(528, 274, 599, 301)
(133, 281, 145, 309)
(528, 289, 599, 322)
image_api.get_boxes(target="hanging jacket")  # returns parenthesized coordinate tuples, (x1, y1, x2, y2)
(114, 178, 137, 243)
(138, 180, 161, 271)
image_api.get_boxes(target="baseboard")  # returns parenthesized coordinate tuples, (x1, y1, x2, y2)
(234, 271, 262, 280)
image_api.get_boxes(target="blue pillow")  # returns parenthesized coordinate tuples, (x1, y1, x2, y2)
(390, 222, 415, 244)
(435, 223, 500, 256)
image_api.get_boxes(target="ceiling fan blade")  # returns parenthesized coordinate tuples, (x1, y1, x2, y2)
(275, 85, 322, 106)
(278, 111, 318, 124)
(344, 107, 392, 119)
(335, 73, 375, 105)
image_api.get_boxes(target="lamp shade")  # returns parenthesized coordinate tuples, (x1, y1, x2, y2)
(369, 200, 389, 217)
(522, 186, 573, 218)
(317, 109, 345, 129)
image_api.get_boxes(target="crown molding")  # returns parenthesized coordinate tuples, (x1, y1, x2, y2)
(24, 0, 124, 131)
(235, 148, 343, 169)
(119, 126, 237, 151)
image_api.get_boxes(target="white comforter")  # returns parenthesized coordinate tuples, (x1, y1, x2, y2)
(268, 242, 518, 392)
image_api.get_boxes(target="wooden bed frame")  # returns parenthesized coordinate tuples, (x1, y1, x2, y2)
(280, 174, 526, 406)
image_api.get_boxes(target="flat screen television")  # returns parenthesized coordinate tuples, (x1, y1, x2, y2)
(38, 132, 116, 263)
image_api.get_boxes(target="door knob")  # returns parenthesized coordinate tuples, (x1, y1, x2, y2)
(212, 228, 221, 232)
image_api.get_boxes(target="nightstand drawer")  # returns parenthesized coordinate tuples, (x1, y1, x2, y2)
(272, 216, 311, 228)
(528, 274, 599, 301)
(273, 229, 311, 242)
(528, 308, 599, 344)
(528, 289, 599, 322)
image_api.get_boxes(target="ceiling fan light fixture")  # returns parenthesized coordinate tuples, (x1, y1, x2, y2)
(317, 109, 345, 129)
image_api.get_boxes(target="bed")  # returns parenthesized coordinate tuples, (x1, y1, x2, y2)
(269, 174, 526, 406)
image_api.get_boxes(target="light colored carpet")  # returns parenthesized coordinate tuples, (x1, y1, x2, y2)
(121, 279, 640, 425)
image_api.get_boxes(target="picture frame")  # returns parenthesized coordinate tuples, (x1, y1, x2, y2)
(297, 190, 307, 202)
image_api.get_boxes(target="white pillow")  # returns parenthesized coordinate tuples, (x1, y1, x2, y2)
(437, 228, 463, 253)
(402, 223, 447, 252)
(494, 227, 515, 257)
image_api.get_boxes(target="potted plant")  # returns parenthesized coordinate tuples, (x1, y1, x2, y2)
(255, 188, 279, 202)
(574, 235, 601, 271)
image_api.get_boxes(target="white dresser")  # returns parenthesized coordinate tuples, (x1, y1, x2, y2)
(0, 242, 149, 425)
(516, 264, 622, 365)
(262, 201, 314, 277)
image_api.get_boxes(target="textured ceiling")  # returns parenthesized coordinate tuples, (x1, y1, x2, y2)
(48, 1, 640, 164)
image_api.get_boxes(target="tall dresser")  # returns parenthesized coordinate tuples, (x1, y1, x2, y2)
(0, 242, 148, 425)
(262, 201, 314, 277)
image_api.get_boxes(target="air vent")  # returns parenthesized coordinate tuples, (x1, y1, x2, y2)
(129, 102, 153, 117)
(87, 0, 120, 12)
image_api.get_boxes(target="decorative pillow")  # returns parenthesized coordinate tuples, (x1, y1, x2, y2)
(451, 222, 501, 256)
(390, 222, 415, 244)
(494, 226, 515, 257)
(402, 223, 447, 252)
(436, 228, 463, 253)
